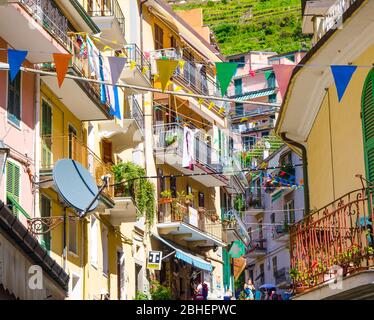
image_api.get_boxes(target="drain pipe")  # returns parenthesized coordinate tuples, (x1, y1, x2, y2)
(281, 133, 310, 216)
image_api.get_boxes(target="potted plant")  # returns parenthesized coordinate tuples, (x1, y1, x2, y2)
(210, 212, 219, 222)
(165, 134, 177, 147)
(159, 189, 173, 204)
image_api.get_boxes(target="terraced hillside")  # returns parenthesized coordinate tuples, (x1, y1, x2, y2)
(172, 0, 311, 56)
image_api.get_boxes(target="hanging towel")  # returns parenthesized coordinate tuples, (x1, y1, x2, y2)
(182, 127, 195, 170)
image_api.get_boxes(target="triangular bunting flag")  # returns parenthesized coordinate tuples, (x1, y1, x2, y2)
(264, 70, 273, 80)
(53, 53, 72, 88)
(215, 62, 238, 97)
(208, 102, 215, 110)
(107, 56, 126, 85)
(130, 60, 137, 71)
(272, 64, 295, 99)
(249, 69, 256, 77)
(331, 65, 358, 102)
(8, 49, 28, 81)
(156, 59, 179, 92)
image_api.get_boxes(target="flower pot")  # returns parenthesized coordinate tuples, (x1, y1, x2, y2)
(159, 198, 172, 205)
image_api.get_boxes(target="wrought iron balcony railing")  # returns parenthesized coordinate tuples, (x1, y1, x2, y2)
(290, 187, 374, 292)
(157, 205, 225, 243)
(84, 0, 125, 35)
(128, 95, 144, 133)
(153, 122, 225, 172)
(40, 135, 114, 198)
(17, 0, 71, 48)
(123, 44, 151, 82)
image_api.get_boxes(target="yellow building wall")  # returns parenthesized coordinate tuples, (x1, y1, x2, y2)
(306, 45, 374, 210)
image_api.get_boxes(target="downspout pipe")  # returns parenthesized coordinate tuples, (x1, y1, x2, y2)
(280, 133, 310, 216)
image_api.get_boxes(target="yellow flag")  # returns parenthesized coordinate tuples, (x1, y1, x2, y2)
(179, 60, 186, 72)
(142, 66, 149, 75)
(208, 102, 215, 110)
(130, 60, 137, 70)
(144, 101, 151, 107)
(240, 117, 249, 122)
(156, 59, 179, 92)
(198, 98, 204, 106)
(154, 74, 160, 81)
(103, 45, 112, 52)
(218, 107, 225, 114)
(174, 86, 182, 92)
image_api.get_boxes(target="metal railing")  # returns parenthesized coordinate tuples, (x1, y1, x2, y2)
(150, 48, 221, 99)
(290, 187, 374, 291)
(153, 122, 224, 172)
(84, 0, 125, 35)
(157, 204, 225, 242)
(275, 267, 291, 286)
(123, 44, 151, 82)
(247, 192, 265, 210)
(40, 135, 114, 198)
(17, 0, 71, 48)
(129, 96, 144, 133)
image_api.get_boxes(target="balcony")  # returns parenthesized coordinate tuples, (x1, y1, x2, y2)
(222, 209, 251, 246)
(40, 135, 114, 199)
(153, 123, 228, 187)
(290, 188, 374, 295)
(302, 0, 358, 44)
(99, 95, 144, 151)
(245, 193, 265, 216)
(157, 204, 226, 248)
(246, 239, 267, 258)
(84, 0, 125, 45)
(273, 224, 290, 242)
(120, 44, 152, 89)
(275, 267, 291, 288)
(0, 0, 70, 62)
(39, 35, 112, 121)
(104, 190, 138, 226)
(150, 48, 228, 117)
(233, 117, 276, 133)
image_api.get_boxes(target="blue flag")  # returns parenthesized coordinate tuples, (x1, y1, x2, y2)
(331, 65, 357, 102)
(8, 49, 28, 81)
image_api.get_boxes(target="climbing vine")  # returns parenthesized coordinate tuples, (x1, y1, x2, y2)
(112, 162, 156, 226)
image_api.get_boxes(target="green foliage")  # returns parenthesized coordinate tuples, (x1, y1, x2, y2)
(150, 281, 172, 300)
(173, 0, 312, 56)
(112, 162, 156, 226)
(234, 195, 245, 213)
(135, 291, 149, 300)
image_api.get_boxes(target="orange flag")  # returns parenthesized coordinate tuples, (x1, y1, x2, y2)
(53, 53, 72, 87)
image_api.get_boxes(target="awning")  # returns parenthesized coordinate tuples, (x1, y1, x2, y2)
(152, 233, 213, 272)
(234, 88, 277, 101)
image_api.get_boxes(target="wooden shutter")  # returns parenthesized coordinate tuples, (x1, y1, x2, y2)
(362, 70, 374, 184)
(6, 161, 20, 215)
(40, 194, 51, 252)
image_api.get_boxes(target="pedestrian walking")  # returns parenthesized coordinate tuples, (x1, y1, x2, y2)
(244, 279, 255, 300)
(223, 289, 233, 300)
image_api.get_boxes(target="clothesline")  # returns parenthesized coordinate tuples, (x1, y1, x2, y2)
(0, 65, 280, 107)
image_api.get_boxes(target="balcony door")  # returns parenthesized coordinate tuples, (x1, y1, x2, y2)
(41, 100, 52, 168)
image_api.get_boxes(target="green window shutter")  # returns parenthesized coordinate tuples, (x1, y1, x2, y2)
(6, 161, 20, 216)
(362, 70, 374, 183)
(40, 195, 51, 252)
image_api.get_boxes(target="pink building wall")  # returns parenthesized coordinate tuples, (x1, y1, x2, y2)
(0, 37, 36, 222)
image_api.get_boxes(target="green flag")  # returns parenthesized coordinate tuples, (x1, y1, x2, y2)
(229, 240, 246, 258)
(215, 62, 238, 97)
(264, 70, 273, 80)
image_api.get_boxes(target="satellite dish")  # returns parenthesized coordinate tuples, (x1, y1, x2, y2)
(53, 159, 99, 213)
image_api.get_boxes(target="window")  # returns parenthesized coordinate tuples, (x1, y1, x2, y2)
(258, 219, 263, 247)
(272, 256, 278, 277)
(171, 35, 177, 50)
(7, 71, 21, 126)
(229, 56, 245, 68)
(90, 216, 98, 267)
(261, 131, 269, 137)
(101, 139, 113, 164)
(243, 136, 255, 151)
(69, 215, 78, 254)
(270, 212, 275, 224)
(235, 103, 244, 116)
(259, 263, 265, 285)
(102, 226, 108, 276)
(68, 125, 77, 160)
(42, 100, 52, 168)
(155, 24, 164, 50)
(40, 194, 51, 252)
(170, 176, 177, 198)
(6, 161, 20, 215)
(284, 199, 295, 225)
(280, 152, 292, 167)
(234, 79, 242, 95)
(266, 71, 276, 88)
(198, 192, 205, 208)
(269, 93, 277, 103)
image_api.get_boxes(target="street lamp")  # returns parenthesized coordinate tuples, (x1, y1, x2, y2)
(0, 141, 9, 187)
